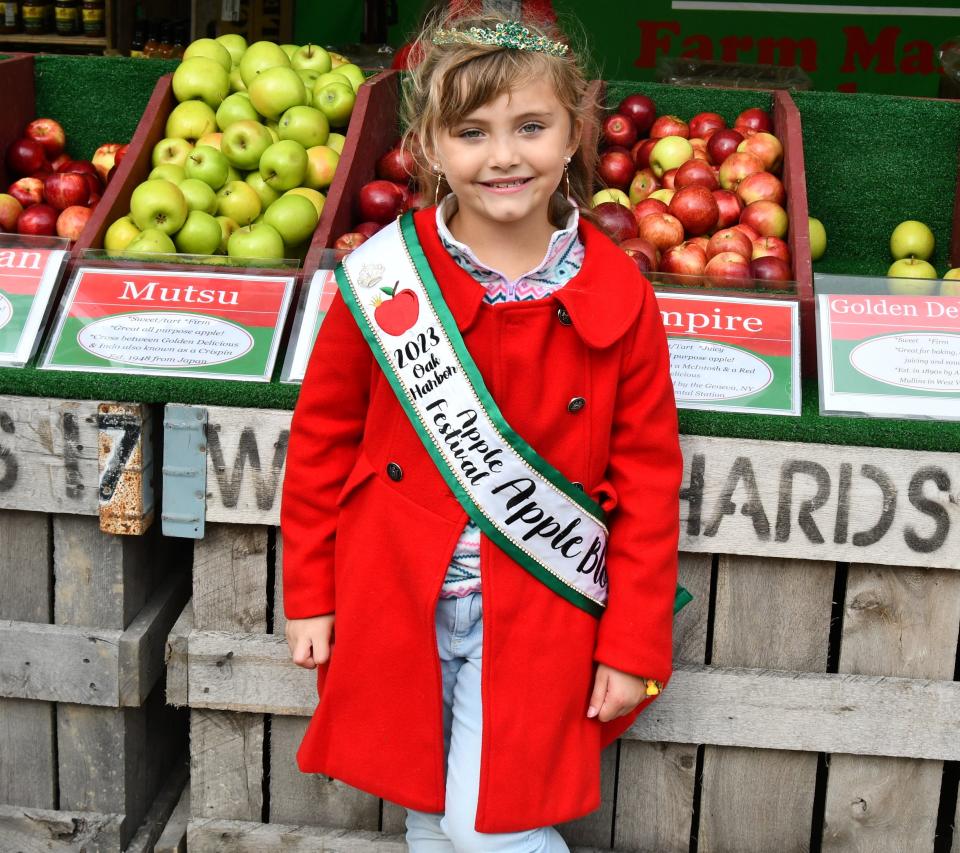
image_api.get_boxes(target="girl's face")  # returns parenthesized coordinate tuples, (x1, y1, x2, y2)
(432, 77, 581, 231)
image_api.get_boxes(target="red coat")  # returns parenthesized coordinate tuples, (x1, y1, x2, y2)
(281, 208, 681, 832)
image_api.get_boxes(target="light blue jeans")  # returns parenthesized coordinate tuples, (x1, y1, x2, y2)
(405, 592, 570, 853)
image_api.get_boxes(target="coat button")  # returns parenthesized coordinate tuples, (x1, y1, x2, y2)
(567, 396, 586, 413)
(386, 462, 403, 481)
(557, 306, 572, 325)
(572, 481, 584, 490)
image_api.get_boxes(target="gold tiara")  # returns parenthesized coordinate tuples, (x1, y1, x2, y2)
(432, 21, 569, 57)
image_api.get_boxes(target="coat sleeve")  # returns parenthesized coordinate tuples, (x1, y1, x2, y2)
(280, 287, 373, 620)
(593, 275, 682, 685)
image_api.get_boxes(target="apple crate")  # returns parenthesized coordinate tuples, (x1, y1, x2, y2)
(0, 55, 38, 190)
(599, 82, 814, 374)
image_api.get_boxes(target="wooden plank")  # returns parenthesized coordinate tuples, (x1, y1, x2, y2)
(821, 565, 960, 852)
(698, 555, 835, 853)
(125, 759, 190, 853)
(0, 509, 55, 809)
(192, 523, 268, 632)
(0, 396, 100, 515)
(614, 552, 712, 853)
(190, 709, 264, 821)
(165, 599, 193, 708)
(0, 803, 124, 852)
(381, 802, 407, 834)
(678, 436, 960, 569)
(155, 783, 190, 853)
(268, 715, 380, 829)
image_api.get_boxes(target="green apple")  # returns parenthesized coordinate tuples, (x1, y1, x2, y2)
(166, 101, 218, 142)
(126, 227, 176, 256)
(178, 178, 218, 214)
(808, 216, 827, 261)
(199, 132, 223, 151)
(267, 125, 280, 143)
(216, 180, 262, 225)
(329, 51, 348, 68)
(591, 188, 630, 208)
(246, 171, 281, 210)
(149, 164, 186, 184)
(944, 268, 960, 280)
(333, 63, 365, 92)
(313, 81, 355, 127)
(292, 43, 331, 74)
(130, 179, 189, 235)
(183, 37, 232, 71)
(239, 40, 290, 88)
(285, 187, 325, 219)
(263, 193, 318, 246)
(216, 92, 259, 130)
(226, 165, 242, 183)
(941, 275, 960, 296)
(326, 132, 346, 154)
(229, 66, 247, 93)
(104, 215, 141, 254)
(220, 119, 273, 170)
(216, 215, 239, 253)
(280, 43, 300, 60)
(172, 57, 230, 109)
(887, 258, 938, 294)
(248, 66, 307, 120)
(227, 222, 285, 260)
(259, 140, 308, 191)
(890, 220, 935, 261)
(296, 69, 321, 97)
(174, 210, 222, 255)
(279, 105, 329, 148)
(303, 144, 339, 191)
(152, 137, 193, 168)
(216, 33, 248, 67)
(650, 188, 675, 204)
(649, 136, 693, 178)
(313, 70, 350, 90)
(185, 145, 230, 189)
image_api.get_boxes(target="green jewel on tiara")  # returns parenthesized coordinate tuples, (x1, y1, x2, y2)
(432, 21, 569, 57)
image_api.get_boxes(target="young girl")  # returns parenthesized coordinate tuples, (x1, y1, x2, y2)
(282, 11, 681, 851)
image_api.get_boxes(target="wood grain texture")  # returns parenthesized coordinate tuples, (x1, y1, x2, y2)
(821, 565, 960, 852)
(124, 757, 190, 853)
(165, 599, 193, 708)
(154, 783, 190, 853)
(614, 552, 712, 852)
(268, 715, 380, 829)
(189, 709, 264, 822)
(699, 554, 835, 853)
(192, 523, 268, 632)
(0, 803, 124, 852)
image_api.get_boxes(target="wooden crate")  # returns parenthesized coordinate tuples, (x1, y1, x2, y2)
(165, 403, 960, 852)
(0, 54, 36, 190)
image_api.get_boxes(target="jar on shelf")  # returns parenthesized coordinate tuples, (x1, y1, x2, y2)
(21, 1, 49, 33)
(80, 0, 102, 37)
(54, 0, 78, 35)
(129, 18, 145, 56)
(0, 3, 21, 34)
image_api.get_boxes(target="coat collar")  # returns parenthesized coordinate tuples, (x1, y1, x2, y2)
(412, 207, 643, 350)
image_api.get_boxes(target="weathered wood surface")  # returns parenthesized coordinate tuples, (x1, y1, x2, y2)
(0, 509, 55, 809)
(0, 803, 125, 852)
(194, 409, 960, 571)
(820, 564, 960, 852)
(165, 598, 193, 708)
(698, 555, 834, 853)
(192, 523, 268, 632)
(154, 783, 190, 853)
(125, 759, 189, 853)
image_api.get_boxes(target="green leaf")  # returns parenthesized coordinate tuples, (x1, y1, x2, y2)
(379, 285, 395, 296)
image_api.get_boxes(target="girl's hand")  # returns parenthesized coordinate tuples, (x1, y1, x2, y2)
(285, 614, 335, 669)
(587, 663, 652, 722)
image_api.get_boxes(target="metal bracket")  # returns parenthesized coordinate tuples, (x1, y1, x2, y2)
(162, 404, 208, 539)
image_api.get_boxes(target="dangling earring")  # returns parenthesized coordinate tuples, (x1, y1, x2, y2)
(433, 164, 443, 207)
(563, 155, 571, 198)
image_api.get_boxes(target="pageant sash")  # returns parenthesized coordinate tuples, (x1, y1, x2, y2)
(337, 212, 693, 618)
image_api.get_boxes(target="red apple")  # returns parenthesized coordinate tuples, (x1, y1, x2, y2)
(734, 222, 761, 243)
(30, 169, 53, 183)
(55, 204, 92, 240)
(6, 137, 47, 176)
(620, 236, 659, 269)
(712, 190, 742, 229)
(87, 191, 101, 208)
(669, 185, 719, 236)
(741, 201, 788, 239)
(660, 241, 707, 277)
(738, 132, 783, 173)
(358, 180, 404, 224)
(392, 182, 412, 212)
(650, 115, 689, 139)
(718, 152, 764, 191)
(43, 172, 89, 210)
(661, 169, 678, 190)
(91, 142, 123, 183)
(705, 251, 751, 286)
(632, 197, 668, 226)
(603, 145, 632, 157)
(617, 94, 657, 135)
(60, 160, 98, 181)
(750, 256, 792, 287)
(689, 138, 709, 161)
(689, 112, 726, 139)
(16, 203, 57, 236)
(707, 227, 753, 260)
(0, 193, 23, 231)
(735, 107, 772, 134)
(113, 143, 130, 168)
(594, 201, 638, 242)
(631, 138, 657, 170)
(736, 171, 784, 206)
(675, 159, 718, 191)
(374, 288, 419, 335)
(25, 118, 66, 159)
(333, 232, 368, 251)
(597, 150, 635, 190)
(354, 221, 383, 238)
(8, 177, 44, 207)
(637, 212, 685, 253)
(689, 236, 710, 253)
(626, 249, 653, 274)
(50, 153, 71, 172)
(602, 113, 638, 148)
(376, 146, 416, 184)
(752, 236, 791, 263)
(706, 128, 743, 166)
(628, 169, 659, 205)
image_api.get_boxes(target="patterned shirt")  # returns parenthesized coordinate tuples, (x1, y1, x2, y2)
(435, 195, 584, 599)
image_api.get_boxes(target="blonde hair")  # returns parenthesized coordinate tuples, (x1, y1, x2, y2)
(400, 9, 595, 227)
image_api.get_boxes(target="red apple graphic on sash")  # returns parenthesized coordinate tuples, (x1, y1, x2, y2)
(374, 282, 419, 336)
